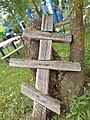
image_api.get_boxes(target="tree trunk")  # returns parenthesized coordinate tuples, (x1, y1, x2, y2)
(60, 0, 84, 109)
(23, 0, 84, 115)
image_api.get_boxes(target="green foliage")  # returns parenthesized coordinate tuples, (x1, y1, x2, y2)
(62, 0, 66, 8)
(54, 0, 59, 6)
(0, 49, 34, 119)
(84, 0, 90, 6)
(84, 25, 90, 78)
(51, 88, 90, 120)
(0, 0, 41, 19)
(51, 115, 60, 120)
(0, 26, 5, 33)
(77, 2, 83, 9)
(65, 88, 90, 120)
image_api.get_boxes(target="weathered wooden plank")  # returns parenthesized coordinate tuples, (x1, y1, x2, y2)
(21, 82, 60, 115)
(2, 45, 23, 60)
(32, 14, 53, 120)
(23, 30, 72, 44)
(9, 58, 81, 71)
(0, 36, 21, 48)
(55, 19, 70, 27)
(41, 14, 53, 32)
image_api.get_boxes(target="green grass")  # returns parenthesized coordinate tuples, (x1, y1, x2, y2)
(0, 50, 33, 119)
(0, 24, 90, 119)
(0, 26, 5, 33)
(53, 43, 70, 61)
(84, 26, 90, 79)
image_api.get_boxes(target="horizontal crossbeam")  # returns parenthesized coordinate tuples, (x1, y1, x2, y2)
(23, 30, 72, 44)
(9, 58, 81, 71)
(21, 82, 60, 115)
(55, 20, 70, 27)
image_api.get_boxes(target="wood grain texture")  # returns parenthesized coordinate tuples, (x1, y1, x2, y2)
(9, 58, 81, 71)
(32, 14, 53, 120)
(41, 14, 53, 31)
(23, 30, 72, 44)
(21, 82, 60, 115)
(55, 19, 70, 27)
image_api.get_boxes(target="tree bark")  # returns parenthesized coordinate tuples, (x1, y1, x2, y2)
(60, 0, 84, 109)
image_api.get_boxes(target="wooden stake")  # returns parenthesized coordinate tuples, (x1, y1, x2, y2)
(32, 14, 53, 120)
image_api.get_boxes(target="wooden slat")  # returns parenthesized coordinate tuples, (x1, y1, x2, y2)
(41, 14, 54, 32)
(23, 31, 72, 44)
(0, 36, 21, 48)
(55, 19, 70, 27)
(2, 45, 23, 60)
(9, 59, 81, 71)
(32, 15, 53, 120)
(21, 82, 60, 115)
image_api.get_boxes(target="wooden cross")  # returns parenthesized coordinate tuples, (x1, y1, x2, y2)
(9, 14, 81, 120)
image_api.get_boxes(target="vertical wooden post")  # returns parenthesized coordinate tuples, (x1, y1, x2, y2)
(32, 14, 53, 120)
